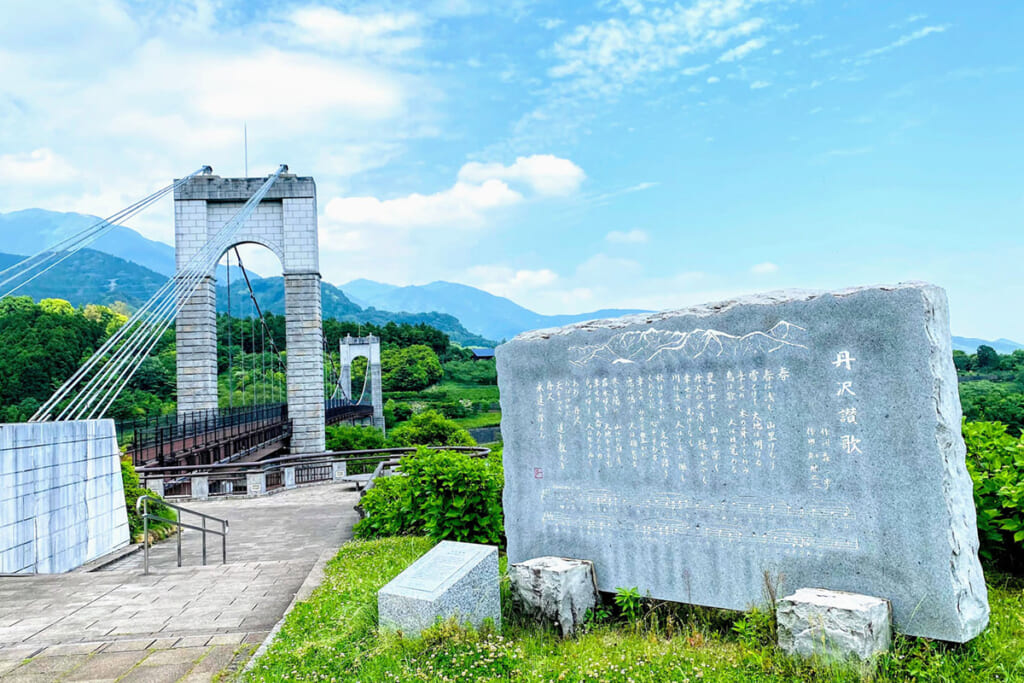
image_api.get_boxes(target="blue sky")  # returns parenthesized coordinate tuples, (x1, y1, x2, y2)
(0, 1, 1021, 339)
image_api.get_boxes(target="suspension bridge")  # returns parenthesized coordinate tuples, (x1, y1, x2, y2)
(0, 165, 387, 574)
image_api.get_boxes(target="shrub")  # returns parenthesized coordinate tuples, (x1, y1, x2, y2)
(326, 425, 387, 451)
(382, 345, 443, 391)
(963, 420, 1024, 569)
(386, 410, 476, 447)
(443, 359, 498, 385)
(121, 457, 174, 541)
(439, 401, 470, 419)
(384, 399, 413, 425)
(354, 447, 504, 545)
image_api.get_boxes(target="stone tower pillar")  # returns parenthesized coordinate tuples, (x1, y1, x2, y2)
(339, 334, 385, 433)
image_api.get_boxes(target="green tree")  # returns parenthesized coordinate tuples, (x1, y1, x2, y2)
(953, 350, 971, 373)
(381, 344, 443, 391)
(977, 345, 1001, 370)
(387, 410, 475, 447)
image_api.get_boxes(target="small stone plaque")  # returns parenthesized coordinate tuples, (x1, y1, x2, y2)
(497, 283, 988, 642)
(378, 541, 500, 636)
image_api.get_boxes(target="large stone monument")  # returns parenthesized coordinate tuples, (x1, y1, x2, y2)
(496, 283, 988, 642)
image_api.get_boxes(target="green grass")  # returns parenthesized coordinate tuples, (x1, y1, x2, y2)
(454, 411, 503, 429)
(245, 537, 1024, 682)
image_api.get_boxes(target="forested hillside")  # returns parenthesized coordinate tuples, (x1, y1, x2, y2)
(956, 345, 1024, 435)
(0, 296, 479, 423)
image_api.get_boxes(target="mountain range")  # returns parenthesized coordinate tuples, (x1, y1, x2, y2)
(0, 209, 254, 282)
(341, 278, 645, 342)
(1, 209, 1021, 352)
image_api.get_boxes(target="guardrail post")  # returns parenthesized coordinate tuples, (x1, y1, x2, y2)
(145, 475, 165, 498)
(332, 460, 347, 481)
(246, 471, 266, 497)
(284, 466, 296, 489)
(192, 475, 209, 500)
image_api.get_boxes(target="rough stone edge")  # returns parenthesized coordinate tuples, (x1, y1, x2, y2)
(504, 281, 930, 342)
(922, 286, 990, 641)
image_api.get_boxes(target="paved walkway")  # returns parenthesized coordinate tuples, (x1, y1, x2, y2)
(0, 483, 360, 682)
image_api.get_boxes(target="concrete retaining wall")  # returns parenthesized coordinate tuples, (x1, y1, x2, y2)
(0, 420, 130, 574)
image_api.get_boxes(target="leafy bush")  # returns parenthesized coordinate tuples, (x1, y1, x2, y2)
(386, 410, 476, 447)
(964, 420, 1024, 569)
(384, 399, 413, 423)
(121, 457, 174, 541)
(443, 359, 498, 385)
(355, 447, 504, 545)
(439, 401, 470, 419)
(326, 424, 387, 451)
(382, 345, 443, 391)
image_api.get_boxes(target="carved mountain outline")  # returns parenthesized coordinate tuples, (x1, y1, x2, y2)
(569, 322, 808, 367)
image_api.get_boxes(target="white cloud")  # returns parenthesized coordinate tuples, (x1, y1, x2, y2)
(325, 179, 522, 229)
(547, 1, 772, 96)
(286, 7, 422, 54)
(0, 2, 437, 243)
(606, 229, 649, 244)
(719, 37, 767, 62)
(540, 17, 564, 30)
(0, 148, 77, 183)
(706, 75, 720, 83)
(322, 154, 584, 231)
(750, 80, 771, 89)
(750, 261, 778, 275)
(860, 25, 949, 61)
(466, 265, 560, 298)
(458, 155, 585, 196)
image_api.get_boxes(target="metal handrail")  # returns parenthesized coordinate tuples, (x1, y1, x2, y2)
(136, 446, 492, 475)
(135, 495, 229, 575)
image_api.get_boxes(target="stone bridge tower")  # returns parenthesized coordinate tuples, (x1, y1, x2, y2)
(174, 173, 325, 453)
(339, 334, 385, 432)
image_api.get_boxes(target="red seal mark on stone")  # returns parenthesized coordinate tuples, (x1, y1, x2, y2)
(534, 468, 544, 479)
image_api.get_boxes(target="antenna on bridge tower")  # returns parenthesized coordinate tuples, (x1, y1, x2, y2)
(244, 123, 248, 177)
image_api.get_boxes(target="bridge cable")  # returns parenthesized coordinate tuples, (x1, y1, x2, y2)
(78, 166, 288, 421)
(80, 166, 290, 421)
(32, 165, 288, 421)
(0, 166, 212, 300)
(230, 246, 286, 404)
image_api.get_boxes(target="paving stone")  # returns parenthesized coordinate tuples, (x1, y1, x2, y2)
(101, 639, 155, 653)
(171, 636, 211, 649)
(35, 642, 102, 656)
(189, 645, 239, 674)
(3, 653, 84, 675)
(140, 646, 208, 666)
(206, 633, 244, 646)
(0, 645, 44, 661)
(117, 661, 194, 683)
(63, 652, 151, 681)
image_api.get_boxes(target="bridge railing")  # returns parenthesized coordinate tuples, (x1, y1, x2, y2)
(117, 403, 288, 466)
(135, 446, 492, 501)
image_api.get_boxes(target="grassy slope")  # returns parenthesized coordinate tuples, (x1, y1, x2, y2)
(245, 537, 1024, 682)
